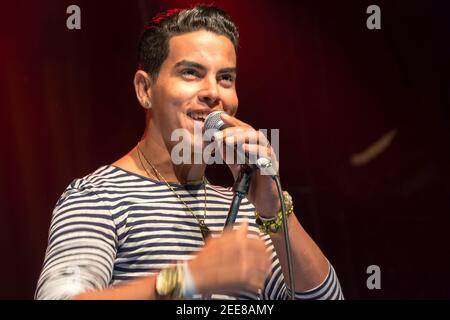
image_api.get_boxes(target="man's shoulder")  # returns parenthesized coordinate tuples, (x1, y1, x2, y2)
(68, 165, 121, 191)
(56, 165, 135, 204)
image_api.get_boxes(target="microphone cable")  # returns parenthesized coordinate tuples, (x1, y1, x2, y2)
(272, 174, 296, 300)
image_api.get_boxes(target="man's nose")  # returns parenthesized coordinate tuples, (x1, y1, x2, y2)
(198, 77, 219, 107)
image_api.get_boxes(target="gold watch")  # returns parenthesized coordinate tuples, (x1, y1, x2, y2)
(155, 265, 184, 298)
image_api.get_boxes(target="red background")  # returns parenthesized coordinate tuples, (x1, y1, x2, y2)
(0, 0, 449, 299)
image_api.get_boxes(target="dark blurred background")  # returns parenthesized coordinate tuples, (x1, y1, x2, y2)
(0, 0, 449, 299)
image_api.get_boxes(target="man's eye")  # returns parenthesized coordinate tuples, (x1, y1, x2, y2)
(181, 69, 200, 79)
(218, 74, 235, 84)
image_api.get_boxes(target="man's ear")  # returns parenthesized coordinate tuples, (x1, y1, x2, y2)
(134, 70, 153, 109)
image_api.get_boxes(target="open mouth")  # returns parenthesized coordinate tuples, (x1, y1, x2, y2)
(186, 111, 208, 122)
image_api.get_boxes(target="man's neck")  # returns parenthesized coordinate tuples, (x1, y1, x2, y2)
(139, 134, 205, 185)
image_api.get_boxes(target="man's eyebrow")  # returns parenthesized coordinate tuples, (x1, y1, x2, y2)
(174, 60, 236, 73)
(218, 67, 237, 74)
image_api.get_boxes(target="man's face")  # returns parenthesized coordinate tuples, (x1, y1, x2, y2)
(149, 30, 238, 152)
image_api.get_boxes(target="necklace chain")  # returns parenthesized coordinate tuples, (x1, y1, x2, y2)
(136, 143, 210, 240)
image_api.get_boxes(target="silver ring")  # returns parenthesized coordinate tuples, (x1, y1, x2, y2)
(256, 157, 272, 169)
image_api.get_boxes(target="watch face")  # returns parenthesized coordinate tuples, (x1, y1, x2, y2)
(156, 267, 178, 296)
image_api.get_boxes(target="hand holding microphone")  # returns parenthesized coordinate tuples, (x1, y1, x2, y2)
(204, 111, 280, 219)
(204, 111, 278, 178)
(203, 111, 296, 300)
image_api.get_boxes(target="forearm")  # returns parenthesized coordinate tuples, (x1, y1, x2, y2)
(73, 275, 159, 300)
(269, 213, 330, 292)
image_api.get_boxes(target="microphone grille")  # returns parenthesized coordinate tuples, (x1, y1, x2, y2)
(204, 111, 228, 131)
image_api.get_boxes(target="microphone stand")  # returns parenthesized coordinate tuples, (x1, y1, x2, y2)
(224, 164, 256, 227)
(204, 165, 255, 300)
(223, 163, 296, 300)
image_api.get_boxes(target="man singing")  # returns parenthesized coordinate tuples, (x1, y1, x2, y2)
(36, 5, 343, 300)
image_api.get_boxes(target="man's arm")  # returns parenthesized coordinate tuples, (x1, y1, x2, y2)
(269, 212, 342, 297)
(73, 275, 158, 300)
(69, 223, 271, 300)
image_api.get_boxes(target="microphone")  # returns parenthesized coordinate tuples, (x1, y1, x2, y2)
(204, 111, 273, 170)
(204, 110, 230, 131)
(204, 112, 295, 299)
(204, 111, 273, 227)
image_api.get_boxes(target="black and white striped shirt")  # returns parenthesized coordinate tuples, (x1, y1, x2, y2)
(35, 165, 343, 300)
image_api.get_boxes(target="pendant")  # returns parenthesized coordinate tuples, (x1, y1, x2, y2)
(199, 221, 211, 240)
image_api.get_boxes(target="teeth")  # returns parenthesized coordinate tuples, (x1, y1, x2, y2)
(187, 111, 207, 121)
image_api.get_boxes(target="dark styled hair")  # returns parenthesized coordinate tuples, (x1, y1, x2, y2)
(137, 5, 239, 79)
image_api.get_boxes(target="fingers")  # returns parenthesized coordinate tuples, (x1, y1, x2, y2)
(212, 115, 275, 175)
(215, 127, 268, 146)
(242, 144, 272, 159)
(213, 128, 271, 165)
(217, 113, 270, 148)
(220, 112, 251, 128)
(195, 222, 272, 295)
(237, 221, 271, 283)
(237, 220, 249, 236)
(241, 237, 272, 292)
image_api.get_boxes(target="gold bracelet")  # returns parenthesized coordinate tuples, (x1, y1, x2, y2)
(255, 191, 294, 234)
(155, 264, 184, 299)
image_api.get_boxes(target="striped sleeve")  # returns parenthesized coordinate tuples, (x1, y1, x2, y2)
(35, 185, 117, 300)
(290, 263, 344, 300)
(264, 259, 344, 300)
